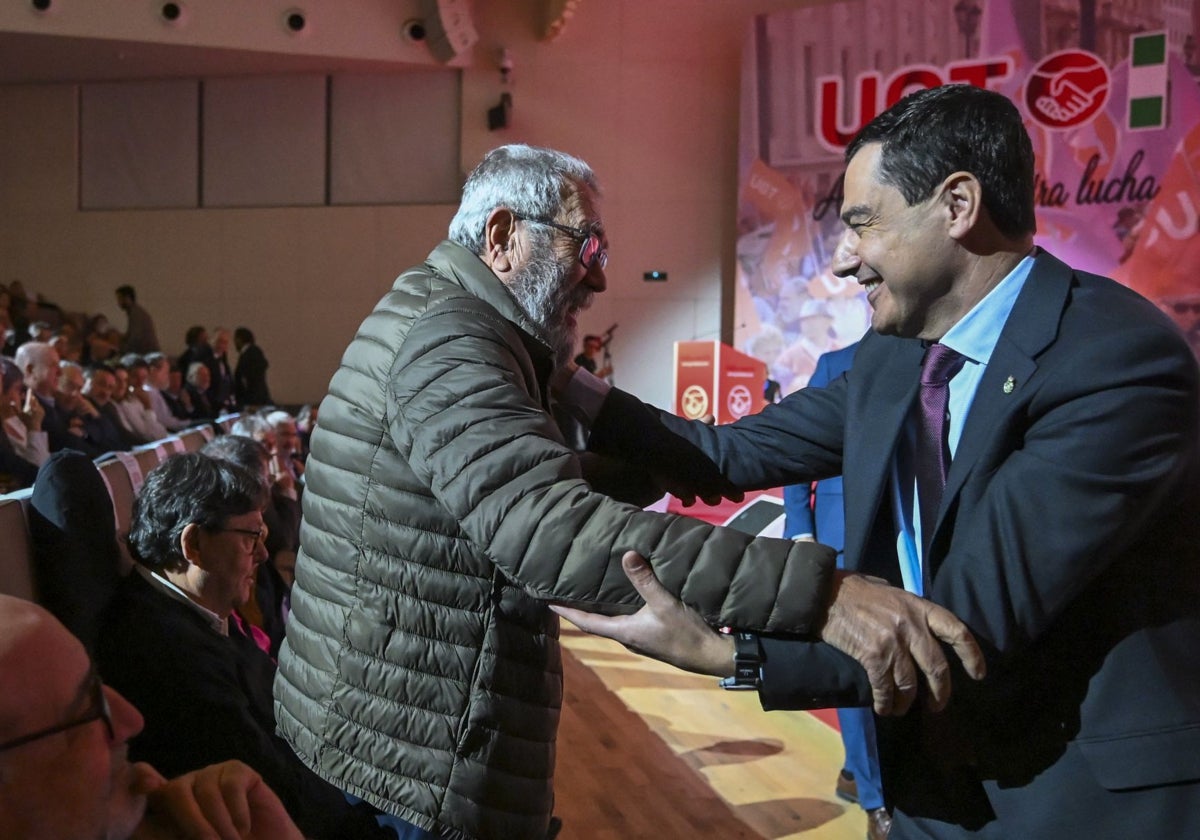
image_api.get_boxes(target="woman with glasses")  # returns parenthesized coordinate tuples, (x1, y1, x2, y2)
(95, 453, 392, 840)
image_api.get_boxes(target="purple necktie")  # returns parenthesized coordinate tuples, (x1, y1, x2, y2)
(915, 343, 966, 572)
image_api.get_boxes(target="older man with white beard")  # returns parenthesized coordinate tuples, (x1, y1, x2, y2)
(276, 144, 981, 840)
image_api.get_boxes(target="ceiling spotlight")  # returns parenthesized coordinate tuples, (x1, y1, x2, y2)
(160, 2, 187, 25)
(284, 8, 307, 34)
(402, 18, 427, 42)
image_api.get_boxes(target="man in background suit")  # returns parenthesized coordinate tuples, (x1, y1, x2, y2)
(782, 341, 888, 840)
(233, 327, 272, 409)
(558, 85, 1200, 837)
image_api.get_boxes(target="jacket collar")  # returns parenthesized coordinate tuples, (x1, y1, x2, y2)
(423, 239, 557, 386)
(425, 240, 555, 351)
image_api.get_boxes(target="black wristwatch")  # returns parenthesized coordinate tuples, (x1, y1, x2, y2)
(718, 631, 764, 691)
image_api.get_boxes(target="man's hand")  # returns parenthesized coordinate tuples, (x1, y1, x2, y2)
(132, 760, 304, 840)
(819, 571, 986, 716)
(551, 551, 736, 677)
(21, 387, 44, 431)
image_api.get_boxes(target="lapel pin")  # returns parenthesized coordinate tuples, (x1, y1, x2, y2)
(1003, 376, 1015, 394)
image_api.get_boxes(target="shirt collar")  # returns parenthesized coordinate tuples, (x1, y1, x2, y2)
(940, 249, 1036, 365)
(136, 565, 228, 636)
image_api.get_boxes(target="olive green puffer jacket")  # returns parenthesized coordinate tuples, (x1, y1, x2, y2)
(274, 240, 835, 840)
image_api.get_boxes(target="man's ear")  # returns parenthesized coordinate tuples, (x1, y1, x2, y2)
(941, 171, 982, 240)
(483, 207, 519, 274)
(180, 522, 204, 567)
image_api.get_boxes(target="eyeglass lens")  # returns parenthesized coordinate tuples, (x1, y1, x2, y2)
(579, 234, 607, 271)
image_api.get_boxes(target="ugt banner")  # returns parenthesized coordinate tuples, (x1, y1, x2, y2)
(736, 0, 1200, 396)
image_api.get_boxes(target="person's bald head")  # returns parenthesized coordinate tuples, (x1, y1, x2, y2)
(0, 595, 152, 840)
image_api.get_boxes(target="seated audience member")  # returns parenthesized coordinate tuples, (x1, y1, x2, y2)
(95, 454, 392, 840)
(209, 327, 236, 413)
(49, 330, 81, 364)
(177, 325, 213, 381)
(0, 594, 303, 840)
(185, 361, 217, 420)
(82, 314, 120, 366)
(6, 295, 31, 353)
(142, 352, 190, 432)
(51, 360, 105, 458)
(0, 309, 16, 357)
(0, 357, 49, 484)
(233, 326, 272, 408)
(113, 355, 170, 443)
(28, 320, 53, 343)
(14, 341, 92, 457)
(265, 409, 304, 483)
(80, 365, 135, 453)
(161, 360, 194, 421)
(202, 434, 300, 659)
(295, 403, 317, 460)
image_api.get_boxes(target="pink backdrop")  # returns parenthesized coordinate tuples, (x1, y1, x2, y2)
(736, 0, 1200, 396)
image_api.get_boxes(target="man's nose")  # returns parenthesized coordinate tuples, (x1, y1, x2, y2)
(584, 260, 607, 294)
(106, 686, 145, 744)
(830, 230, 861, 278)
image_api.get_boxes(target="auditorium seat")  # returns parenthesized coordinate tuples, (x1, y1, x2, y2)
(0, 492, 36, 600)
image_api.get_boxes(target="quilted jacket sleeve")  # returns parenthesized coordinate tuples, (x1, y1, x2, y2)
(386, 297, 836, 635)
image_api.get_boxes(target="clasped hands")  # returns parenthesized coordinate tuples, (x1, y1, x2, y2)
(552, 551, 986, 716)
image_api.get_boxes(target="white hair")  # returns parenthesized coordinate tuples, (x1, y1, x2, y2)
(447, 144, 599, 255)
(14, 340, 55, 373)
(185, 361, 208, 386)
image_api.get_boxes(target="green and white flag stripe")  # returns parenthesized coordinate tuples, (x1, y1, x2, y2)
(1128, 31, 1168, 131)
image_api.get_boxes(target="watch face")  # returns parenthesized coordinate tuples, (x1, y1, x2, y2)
(722, 496, 786, 537)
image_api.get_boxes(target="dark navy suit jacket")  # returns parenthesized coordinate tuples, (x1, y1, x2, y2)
(594, 251, 1200, 836)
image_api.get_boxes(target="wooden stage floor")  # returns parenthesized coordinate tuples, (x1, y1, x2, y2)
(554, 626, 868, 840)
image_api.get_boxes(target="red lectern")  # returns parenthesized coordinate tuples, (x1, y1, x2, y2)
(673, 341, 767, 424)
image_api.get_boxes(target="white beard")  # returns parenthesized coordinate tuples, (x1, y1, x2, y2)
(507, 252, 591, 368)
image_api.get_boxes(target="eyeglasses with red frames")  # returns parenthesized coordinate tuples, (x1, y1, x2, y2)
(515, 215, 608, 271)
(0, 672, 113, 753)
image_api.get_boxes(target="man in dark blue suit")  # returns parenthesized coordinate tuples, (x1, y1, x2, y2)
(782, 341, 888, 839)
(558, 85, 1200, 838)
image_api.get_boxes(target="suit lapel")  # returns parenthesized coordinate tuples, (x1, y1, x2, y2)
(842, 335, 924, 570)
(932, 252, 1074, 572)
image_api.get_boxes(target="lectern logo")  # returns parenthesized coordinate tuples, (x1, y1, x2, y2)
(727, 385, 753, 419)
(1025, 50, 1110, 130)
(680, 385, 710, 420)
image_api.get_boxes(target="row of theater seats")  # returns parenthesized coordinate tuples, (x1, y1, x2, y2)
(0, 416, 241, 602)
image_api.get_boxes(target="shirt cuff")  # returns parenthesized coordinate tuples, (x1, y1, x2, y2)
(561, 366, 611, 425)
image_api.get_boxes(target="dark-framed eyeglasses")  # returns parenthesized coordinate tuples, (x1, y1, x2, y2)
(0, 672, 113, 753)
(515, 215, 608, 271)
(216, 525, 269, 550)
